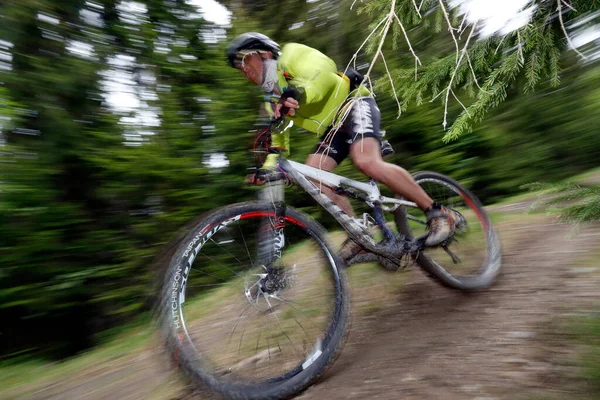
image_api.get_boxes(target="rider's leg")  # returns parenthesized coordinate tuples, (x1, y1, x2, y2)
(350, 138, 465, 246)
(350, 138, 433, 210)
(304, 153, 355, 216)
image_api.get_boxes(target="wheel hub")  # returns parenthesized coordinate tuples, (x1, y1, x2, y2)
(244, 265, 295, 310)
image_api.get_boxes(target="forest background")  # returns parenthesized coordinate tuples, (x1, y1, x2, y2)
(1, 0, 599, 361)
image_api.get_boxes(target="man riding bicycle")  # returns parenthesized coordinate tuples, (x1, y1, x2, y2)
(226, 32, 461, 248)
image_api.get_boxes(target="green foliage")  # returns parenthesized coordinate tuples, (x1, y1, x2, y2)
(1, 0, 600, 362)
(0, 0, 257, 359)
(523, 182, 600, 225)
(362, 0, 600, 141)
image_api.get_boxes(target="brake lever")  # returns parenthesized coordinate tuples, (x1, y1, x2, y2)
(271, 117, 294, 133)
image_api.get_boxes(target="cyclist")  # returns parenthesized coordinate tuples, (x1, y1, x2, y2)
(226, 32, 462, 248)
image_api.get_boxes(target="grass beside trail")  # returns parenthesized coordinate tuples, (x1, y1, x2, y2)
(0, 318, 155, 394)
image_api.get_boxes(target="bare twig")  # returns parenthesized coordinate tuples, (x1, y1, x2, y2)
(381, 51, 402, 117)
(457, 12, 468, 35)
(494, 34, 507, 55)
(442, 22, 477, 129)
(517, 30, 525, 64)
(451, 89, 470, 117)
(430, 87, 447, 103)
(466, 52, 492, 94)
(438, 0, 460, 63)
(363, 0, 396, 80)
(392, 13, 422, 67)
(411, 0, 422, 18)
(335, 15, 388, 98)
(560, 0, 577, 12)
(557, 0, 587, 60)
(414, 57, 418, 81)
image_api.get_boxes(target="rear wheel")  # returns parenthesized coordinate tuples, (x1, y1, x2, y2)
(158, 201, 350, 400)
(394, 172, 502, 290)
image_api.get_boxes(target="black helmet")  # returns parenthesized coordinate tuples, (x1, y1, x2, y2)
(226, 32, 280, 68)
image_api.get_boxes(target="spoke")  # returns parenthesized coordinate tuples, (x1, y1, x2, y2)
(209, 236, 247, 266)
(291, 315, 312, 346)
(272, 295, 324, 336)
(190, 267, 231, 283)
(267, 302, 299, 358)
(238, 221, 257, 269)
(227, 303, 252, 345)
(205, 241, 248, 278)
(193, 255, 245, 280)
(255, 330, 262, 355)
(237, 326, 246, 355)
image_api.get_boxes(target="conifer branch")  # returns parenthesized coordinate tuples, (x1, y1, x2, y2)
(523, 182, 600, 225)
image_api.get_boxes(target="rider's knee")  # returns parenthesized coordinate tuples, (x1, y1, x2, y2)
(354, 159, 386, 180)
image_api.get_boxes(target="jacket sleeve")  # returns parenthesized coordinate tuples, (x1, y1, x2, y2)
(283, 47, 341, 105)
(288, 70, 341, 105)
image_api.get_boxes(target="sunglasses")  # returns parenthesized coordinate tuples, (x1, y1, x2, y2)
(237, 50, 266, 69)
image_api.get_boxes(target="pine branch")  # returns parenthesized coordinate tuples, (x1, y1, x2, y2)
(357, 0, 599, 139)
(522, 181, 600, 225)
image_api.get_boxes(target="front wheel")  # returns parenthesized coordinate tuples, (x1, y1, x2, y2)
(394, 172, 502, 290)
(158, 201, 350, 400)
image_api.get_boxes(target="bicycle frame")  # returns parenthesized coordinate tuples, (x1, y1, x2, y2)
(261, 157, 421, 256)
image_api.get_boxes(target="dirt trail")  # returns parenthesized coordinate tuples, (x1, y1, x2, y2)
(296, 219, 600, 400)
(3, 217, 599, 400)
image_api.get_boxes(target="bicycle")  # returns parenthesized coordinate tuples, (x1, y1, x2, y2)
(156, 125, 502, 400)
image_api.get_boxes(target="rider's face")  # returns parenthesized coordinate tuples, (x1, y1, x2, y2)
(241, 52, 264, 85)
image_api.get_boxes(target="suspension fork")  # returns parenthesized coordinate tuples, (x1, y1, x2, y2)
(257, 181, 286, 267)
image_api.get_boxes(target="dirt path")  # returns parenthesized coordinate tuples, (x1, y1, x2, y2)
(3, 217, 599, 400)
(295, 219, 600, 400)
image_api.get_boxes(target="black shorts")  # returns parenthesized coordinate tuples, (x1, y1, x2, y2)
(311, 97, 382, 165)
